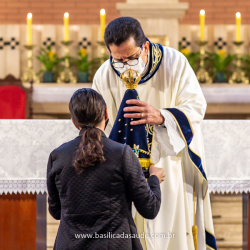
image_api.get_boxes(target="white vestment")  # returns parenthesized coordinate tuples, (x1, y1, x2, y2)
(92, 44, 216, 250)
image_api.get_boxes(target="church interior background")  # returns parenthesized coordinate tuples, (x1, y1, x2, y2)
(0, 0, 250, 249)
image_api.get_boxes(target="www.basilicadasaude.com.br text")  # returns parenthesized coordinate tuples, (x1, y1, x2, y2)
(75, 232, 175, 239)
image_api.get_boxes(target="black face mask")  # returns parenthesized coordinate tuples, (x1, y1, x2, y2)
(104, 118, 109, 130)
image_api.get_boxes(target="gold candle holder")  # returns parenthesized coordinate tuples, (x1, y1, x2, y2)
(229, 41, 249, 84)
(195, 41, 212, 84)
(97, 41, 108, 64)
(57, 41, 77, 83)
(21, 45, 40, 83)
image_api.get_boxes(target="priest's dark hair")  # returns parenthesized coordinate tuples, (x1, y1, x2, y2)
(104, 17, 146, 51)
(69, 88, 106, 174)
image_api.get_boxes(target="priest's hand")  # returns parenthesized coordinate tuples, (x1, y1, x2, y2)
(123, 99, 164, 126)
(149, 165, 165, 183)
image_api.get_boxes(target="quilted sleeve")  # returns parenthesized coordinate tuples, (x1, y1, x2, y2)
(122, 145, 161, 220)
(47, 153, 61, 220)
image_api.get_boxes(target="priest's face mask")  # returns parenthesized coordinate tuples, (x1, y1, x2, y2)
(109, 37, 149, 75)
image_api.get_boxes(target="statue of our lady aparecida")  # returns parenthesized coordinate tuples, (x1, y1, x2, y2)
(109, 68, 154, 249)
(109, 68, 152, 178)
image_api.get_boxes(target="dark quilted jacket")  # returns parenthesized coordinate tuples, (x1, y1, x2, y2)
(47, 127, 161, 250)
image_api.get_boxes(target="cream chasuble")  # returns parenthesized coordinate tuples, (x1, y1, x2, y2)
(92, 41, 216, 250)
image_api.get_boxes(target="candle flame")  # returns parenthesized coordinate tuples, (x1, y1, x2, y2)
(200, 9, 205, 16)
(27, 13, 32, 19)
(100, 9, 105, 16)
(64, 12, 69, 18)
(236, 12, 241, 18)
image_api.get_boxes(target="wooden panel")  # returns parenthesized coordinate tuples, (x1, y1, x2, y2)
(212, 201, 242, 224)
(46, 194, 60, 249)
(46, 195, 60, 225)
(217, 241, 243, 248)
(206, 104, 250, 115)
(205, 114, 250, 120)
(0, 193, 36, 250)
(214, 224, 242, 242)
(211, 194, 243, 249)
(211, 196, 242, 203)
(47, 211, 60, 225)
(33, 103, 70, 115)
(36, 193, 47, 250)
(217, 242, 243, 249)
(47, 224, 59, 247)
(33, 114, 70, 119)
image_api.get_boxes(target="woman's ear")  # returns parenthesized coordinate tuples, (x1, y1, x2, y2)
(105, 107, 109, 121)
(71, 118, 80, 130)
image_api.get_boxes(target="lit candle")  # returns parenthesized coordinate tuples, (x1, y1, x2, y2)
(236, 12, 241, 42)
(27, 13, 32, 45)
(200, 9, 205, 41)
(100, 9, 106, 41)
(64, 12, 69, 42)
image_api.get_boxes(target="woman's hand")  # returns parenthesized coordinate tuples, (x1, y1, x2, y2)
(149, 165, 165, 183)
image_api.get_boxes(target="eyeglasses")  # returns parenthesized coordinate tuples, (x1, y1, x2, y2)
(111, 46, 143, 69)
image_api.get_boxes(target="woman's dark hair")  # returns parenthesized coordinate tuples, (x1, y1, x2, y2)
(104, 17, 146, 51)
(69, 88, 106, 174)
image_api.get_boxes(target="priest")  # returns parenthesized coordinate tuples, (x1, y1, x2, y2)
(92, 17, 216, 250)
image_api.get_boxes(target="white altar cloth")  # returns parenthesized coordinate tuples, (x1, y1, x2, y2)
(201, 85, 250, 103)
(0, 120, 250, 194)
(24, 83, 250, 104)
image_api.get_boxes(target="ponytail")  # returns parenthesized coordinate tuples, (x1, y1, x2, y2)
(69, 88, 107, 174)
(73, 127, 106, 174)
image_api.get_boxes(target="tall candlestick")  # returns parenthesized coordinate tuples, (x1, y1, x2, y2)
(200, 9, 205, 41)
(100, 9, 106, 41)
(236, 12, 241, 42)
(27, 13, 32, 45)
(64, 12, 69, 42)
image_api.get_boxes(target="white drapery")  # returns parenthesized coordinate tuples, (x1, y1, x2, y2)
(0, 119, 250, 194)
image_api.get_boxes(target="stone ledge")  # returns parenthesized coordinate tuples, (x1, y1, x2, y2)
(116, 2, 189, 19)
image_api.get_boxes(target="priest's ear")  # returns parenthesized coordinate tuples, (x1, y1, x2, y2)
(143, 41, 150, 55)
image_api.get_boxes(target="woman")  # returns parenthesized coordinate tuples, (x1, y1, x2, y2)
(47, 88, 165, 250)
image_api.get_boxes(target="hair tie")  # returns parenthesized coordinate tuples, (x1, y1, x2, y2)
(84, 125, 94, 128)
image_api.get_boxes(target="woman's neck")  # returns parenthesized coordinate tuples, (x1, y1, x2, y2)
(95, 119, 105, 132)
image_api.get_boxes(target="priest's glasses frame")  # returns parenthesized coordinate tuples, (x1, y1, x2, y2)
(111, 46, 143, 68)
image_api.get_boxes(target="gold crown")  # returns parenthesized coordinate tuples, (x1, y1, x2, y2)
(120, 68, 141, 89)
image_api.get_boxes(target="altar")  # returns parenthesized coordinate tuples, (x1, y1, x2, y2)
(0, 119, 250, 249)
(24, 83, 250, 120)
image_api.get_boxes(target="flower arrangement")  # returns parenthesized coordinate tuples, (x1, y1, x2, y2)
(180, 46, 238, 83)
(36, 46, 64, 82)
(206, 50, 236, 83)
(74, 48, 94, 82)
(241, 54, 250, 79)
(180, 48, 200, 73)
(75, 48, 93, 73)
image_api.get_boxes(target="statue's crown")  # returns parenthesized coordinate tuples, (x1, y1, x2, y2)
(120, 68, 141, 89)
